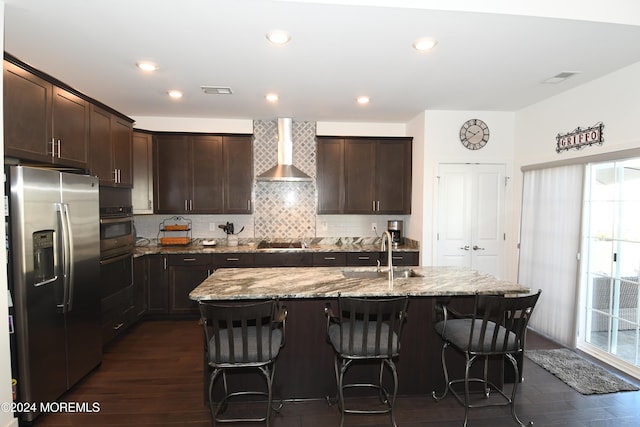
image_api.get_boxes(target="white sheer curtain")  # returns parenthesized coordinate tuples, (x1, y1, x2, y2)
(518, 164, 584, 347)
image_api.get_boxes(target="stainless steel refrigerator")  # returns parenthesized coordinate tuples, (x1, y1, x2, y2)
(6, 166, 102, 423)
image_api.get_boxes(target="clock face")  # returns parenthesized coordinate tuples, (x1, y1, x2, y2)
(460, 119, 489, 150)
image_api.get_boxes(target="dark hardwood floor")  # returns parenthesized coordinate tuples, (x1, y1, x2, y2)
(32, 320, 640, 427)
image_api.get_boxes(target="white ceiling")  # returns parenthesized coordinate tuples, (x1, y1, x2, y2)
(5, 0, 640, 123)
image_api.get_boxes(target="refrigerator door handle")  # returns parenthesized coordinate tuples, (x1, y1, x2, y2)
(57, 203, 75, 313)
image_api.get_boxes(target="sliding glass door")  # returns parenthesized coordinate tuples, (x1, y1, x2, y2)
(579, 158, 640, 376)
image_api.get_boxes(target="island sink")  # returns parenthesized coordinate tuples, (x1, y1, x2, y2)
(341, 267, 423, 279)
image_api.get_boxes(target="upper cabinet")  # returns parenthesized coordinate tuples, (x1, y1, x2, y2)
(4, 60, 90, 169)
(154, 133, 252, 214)
(89, 105, 133, 187)
(317, 136, 412, 214)
(132, 131, 154, 214)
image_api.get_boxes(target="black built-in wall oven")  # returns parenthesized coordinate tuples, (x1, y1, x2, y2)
(99, 206, 134, 307)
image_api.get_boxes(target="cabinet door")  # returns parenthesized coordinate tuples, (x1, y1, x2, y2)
(344, 139, 376, 213)
(89, 105, 113, 184)
(52, 86, 89, 168)
(346, 252, 380, 266)
(317, 138, 344, 214)
(154, 135, 191, 213)
(146, 255, 169, 314)
(112, 117, 133, 187)
(312, 252, 347, 266)
(191, 135, 223, 213)
(132, 131, 154, 213)
(376, 138, 412, 214)
(4, 61, 52, 163)
(133, 256, 147, 318)
(169, 266, 210, 315)
(223, 135, 253, 213)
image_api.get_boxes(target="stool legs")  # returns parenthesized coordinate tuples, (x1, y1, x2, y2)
(333, 356, 399, 427)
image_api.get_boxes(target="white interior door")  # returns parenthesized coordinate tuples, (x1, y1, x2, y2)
(436, 163, 506, 278)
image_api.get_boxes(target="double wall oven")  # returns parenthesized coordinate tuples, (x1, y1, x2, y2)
(99, 206, 134, 300)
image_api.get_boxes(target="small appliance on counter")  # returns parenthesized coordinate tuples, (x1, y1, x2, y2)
(388, 220, 403, 248)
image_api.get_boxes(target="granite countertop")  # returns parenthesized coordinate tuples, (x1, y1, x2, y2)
(189, 266, 530, 300)
(134, 238, 419, 257)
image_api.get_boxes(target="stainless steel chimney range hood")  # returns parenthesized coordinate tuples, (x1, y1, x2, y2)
(256, 118, 312, 182)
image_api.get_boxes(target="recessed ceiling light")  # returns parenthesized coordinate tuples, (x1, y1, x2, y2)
(266, 30, 291, 45)
(167, 90, 183, 99)
(266, 93, 279, 102)
(136, 61, 159, 72)
(356, 96, 370, 105)
(412, 37, 438, 52)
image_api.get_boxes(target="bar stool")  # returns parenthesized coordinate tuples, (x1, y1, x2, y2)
(432, 290, 541, 427)
(324, 295, 409, 427)
(198, 299, 287, 426)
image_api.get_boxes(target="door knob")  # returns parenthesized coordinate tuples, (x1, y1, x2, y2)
(459, 245, 470, 251)
(472, 245, 485, 251)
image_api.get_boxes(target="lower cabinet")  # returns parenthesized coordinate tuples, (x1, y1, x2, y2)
(100, 254, 134, 347)
(168, 254, 213, 315)
(145, 254, 169, 315)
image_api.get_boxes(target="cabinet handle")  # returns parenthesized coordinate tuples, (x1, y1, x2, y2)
(358, 256, 370, 260)
(392, 255, 403, 260)
(376, 201, 380, 211)
(56, 139, 61, 158)
(113, 322, 125, 331)
(324, 257, 336, 260)
(247, 200, 251, 211)
(182, 258, 196, 262)
(372, 200, 376, 211)
(163, 257, 167, 270)
(226, 257, 240, 261)
(189, 200, 193, 211)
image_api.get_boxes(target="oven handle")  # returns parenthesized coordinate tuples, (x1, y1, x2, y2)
(100, 216, 133, 224)
(100, 252, 133, 265)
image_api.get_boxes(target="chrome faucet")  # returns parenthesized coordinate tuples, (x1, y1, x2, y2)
(380, 230, 394, 283)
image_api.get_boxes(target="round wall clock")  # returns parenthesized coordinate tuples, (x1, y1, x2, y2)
(459, 119, 489, 150)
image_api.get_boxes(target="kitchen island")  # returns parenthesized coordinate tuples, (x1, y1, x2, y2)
(189, 266, 531, 399)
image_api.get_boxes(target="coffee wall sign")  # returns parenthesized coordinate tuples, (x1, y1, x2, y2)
(556, 122, 604, 153)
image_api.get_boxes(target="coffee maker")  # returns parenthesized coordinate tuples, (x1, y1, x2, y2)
(387, 220, 403, 248)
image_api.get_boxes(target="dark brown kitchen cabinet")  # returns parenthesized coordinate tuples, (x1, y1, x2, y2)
(168, 254, 213, 315)
(145, 254, 169, 315)
(132, 256, 147, 319)
(317, 138, 345, 213)
(317, 137, 412, 214)
(212, 253, 255, 268)
(154, 134, 224, 213)
(132, 131, 154, 213)
(312, 252, 347, 266)
(223, 135, 254, 213)
(4, 60, 90, 169)
(253, 252, 313, 267)
(154, 133, 252, 214)
(89, 105, 133, 187)
(346, 252, 380, 266)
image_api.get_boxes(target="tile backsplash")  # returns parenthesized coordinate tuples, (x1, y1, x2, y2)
(133, 119, 409, 240)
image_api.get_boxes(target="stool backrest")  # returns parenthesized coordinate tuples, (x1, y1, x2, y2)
(335, 296, 409, 357)
(199, 300, 281, 364)
(470, 291, 541, 355)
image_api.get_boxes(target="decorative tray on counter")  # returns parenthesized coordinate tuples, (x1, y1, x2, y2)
(158, 216, 192, 246)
